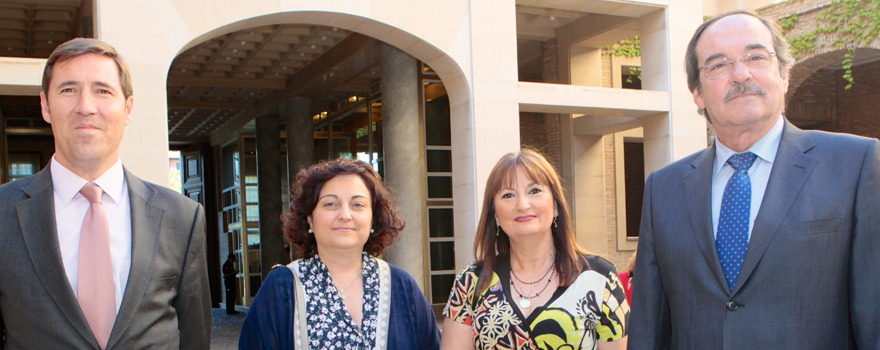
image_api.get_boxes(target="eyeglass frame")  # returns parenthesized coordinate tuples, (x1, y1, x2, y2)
(698, 51, 777, 80)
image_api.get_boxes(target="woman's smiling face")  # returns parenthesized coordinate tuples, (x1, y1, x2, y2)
(308, 174, 373, 254)
(493, 166, 557, 239)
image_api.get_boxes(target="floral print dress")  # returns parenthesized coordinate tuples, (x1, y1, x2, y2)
(298, 252, 380, 350)
(443, 255, 629, 350)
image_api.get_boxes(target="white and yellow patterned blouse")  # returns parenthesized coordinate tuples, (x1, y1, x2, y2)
(443, 255, 629, 350)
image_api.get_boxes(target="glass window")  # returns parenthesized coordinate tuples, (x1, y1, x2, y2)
(431, 274, 455, 304)
(427, 176, 453, 199)
(314, 138, 329, 163)
(245, 186, 258, 203)
(624, 142, 645, 237)
(246, 205, 260, 222)
(332, 138, 352, 159)
(426, 150, 452, 173)
(622, 66, 642, 90)
(428, 208, 454, 238)
(424, 82, 451, 146)
(429, 242, 455, 271)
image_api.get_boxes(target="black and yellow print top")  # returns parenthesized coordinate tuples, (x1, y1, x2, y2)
(443, 255, 629, 350)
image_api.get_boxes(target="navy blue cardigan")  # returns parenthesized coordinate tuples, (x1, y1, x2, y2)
(239, 263, 441, 350)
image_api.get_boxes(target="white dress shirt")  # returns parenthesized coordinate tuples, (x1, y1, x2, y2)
(712, 116, 784, 240)
(51, 156, 132, 313)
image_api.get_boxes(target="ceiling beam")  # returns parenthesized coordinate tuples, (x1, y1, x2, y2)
(194, 34, 233, 77)
(166, 100, 253, 109)
(228, 25, 281, 77)
(207, 34, 380, 145)
(169, 108, 197, 135)
(257, 27, 322, 80)
(167, 76, 285, 89)
(283, 33, 380, 97)
(187, 108, 225, 137)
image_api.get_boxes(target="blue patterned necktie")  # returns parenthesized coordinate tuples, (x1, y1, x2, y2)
(716, 152, 757, 291)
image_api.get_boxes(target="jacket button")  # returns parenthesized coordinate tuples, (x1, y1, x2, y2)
(726, 301, 738, 311)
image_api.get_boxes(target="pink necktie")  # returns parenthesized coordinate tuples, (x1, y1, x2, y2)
(77, 184, 116, 349)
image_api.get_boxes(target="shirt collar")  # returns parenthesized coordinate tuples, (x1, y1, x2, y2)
(713, 115, 785, 178)
(50, 156, 126, 206)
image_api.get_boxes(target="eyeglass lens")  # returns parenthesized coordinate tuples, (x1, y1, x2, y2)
(704, 51, 774, 79)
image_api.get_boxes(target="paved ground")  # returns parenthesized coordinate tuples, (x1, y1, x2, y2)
(211, 306, 247, 350)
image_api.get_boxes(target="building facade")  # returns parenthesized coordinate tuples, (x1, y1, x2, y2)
(0, 0, 709, 311)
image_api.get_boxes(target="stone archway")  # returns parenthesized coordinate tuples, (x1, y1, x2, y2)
(165, 8, 482, 306)
(759, 0, 880, 101)
(785, 48, 880, 139)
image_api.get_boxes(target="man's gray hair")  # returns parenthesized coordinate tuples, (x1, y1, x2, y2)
(685, 10, 793, 119)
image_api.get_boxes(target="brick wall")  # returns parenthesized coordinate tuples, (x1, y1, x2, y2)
(520, 112, 549, 152)
(788, 58, 880, 140)
(834, 60, 880, 140)
(602, 54, 613, 88)
(758, 0, 831, 23)
(602, 136, 633, 268)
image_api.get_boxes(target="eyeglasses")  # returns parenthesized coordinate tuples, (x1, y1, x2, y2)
(699, 51, 777, 79)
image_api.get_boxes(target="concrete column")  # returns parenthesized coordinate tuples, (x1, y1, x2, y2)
(284, 96, 313, 186)
(570, 134, 607, 255)
(640, 6, 706, 174)
(379, 43, 426, 291)
(255, 114, 285, 279)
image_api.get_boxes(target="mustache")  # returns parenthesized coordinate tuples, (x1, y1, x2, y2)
(724, 82, 766, 102)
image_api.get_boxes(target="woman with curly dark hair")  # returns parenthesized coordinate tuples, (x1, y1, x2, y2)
(239, 158, 440, 350)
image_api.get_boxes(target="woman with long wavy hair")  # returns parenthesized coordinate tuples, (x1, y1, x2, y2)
(441, 148, 629, 350)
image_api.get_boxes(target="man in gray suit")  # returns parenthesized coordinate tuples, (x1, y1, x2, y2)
(0, 38, 210, 349)
(629, 10, 880, 349)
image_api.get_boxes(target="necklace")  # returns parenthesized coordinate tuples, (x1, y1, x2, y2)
(511, 270, 554, 309)
(334, 269, 363, 300)
(511, 260, 555, 285)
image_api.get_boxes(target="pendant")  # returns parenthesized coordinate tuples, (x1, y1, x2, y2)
(520, 298, 531, 309)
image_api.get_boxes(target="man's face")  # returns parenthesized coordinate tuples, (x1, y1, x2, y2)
(692, 14, 788, 131)
(41, 53, 133, 172)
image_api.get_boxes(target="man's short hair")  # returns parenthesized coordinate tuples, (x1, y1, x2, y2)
(684, 10, 794, 118)
(42, 38, 133, 99)
(227, 254, 236, 260)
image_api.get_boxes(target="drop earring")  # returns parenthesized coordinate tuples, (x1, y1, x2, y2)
(553, 216, 558, 228)
(496, 225, 500, 237)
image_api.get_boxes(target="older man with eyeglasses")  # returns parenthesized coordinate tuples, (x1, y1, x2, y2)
(627, 10, 880, 350)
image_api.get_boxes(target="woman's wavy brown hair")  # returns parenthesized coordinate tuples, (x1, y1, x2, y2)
(283, 158, 404, 259)
(474, 147, 590, 294)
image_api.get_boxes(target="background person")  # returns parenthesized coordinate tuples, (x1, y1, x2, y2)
(239, 158, 440, 350)
(441, 148, 629, 350)
(223, 254, 240, 315)
(628, 10, 880, 350)
(0, 38, 210, 349)
(618, 251, 636, 305)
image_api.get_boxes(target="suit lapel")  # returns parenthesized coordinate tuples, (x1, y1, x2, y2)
(682, 145, 731, 293)
(106, 170, 163, 350)
(733, 121, 817, 295)
(16, 166, 100, 347)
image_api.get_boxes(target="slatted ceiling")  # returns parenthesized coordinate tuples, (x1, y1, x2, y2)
(0, 1, 80, 58)
(164, 24, 377, 142)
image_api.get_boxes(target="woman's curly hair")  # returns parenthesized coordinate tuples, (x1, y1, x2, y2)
(283, 158, 404, 258)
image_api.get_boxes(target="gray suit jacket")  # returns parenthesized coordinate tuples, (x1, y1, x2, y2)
(0, 164, 211, 349)
(628, 121, 880, 349)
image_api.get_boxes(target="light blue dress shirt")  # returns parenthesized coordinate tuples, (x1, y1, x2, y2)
(711, 116, 784, 240)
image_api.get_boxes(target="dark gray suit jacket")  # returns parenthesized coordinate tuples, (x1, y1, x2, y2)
(628, 121, 880, 349)
(0, 164, 211, 349)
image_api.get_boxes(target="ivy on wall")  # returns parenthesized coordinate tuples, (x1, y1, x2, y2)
(600, 0, 880, 90)
(603, 35, 641, 82)
(774, 0, 880, 90)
